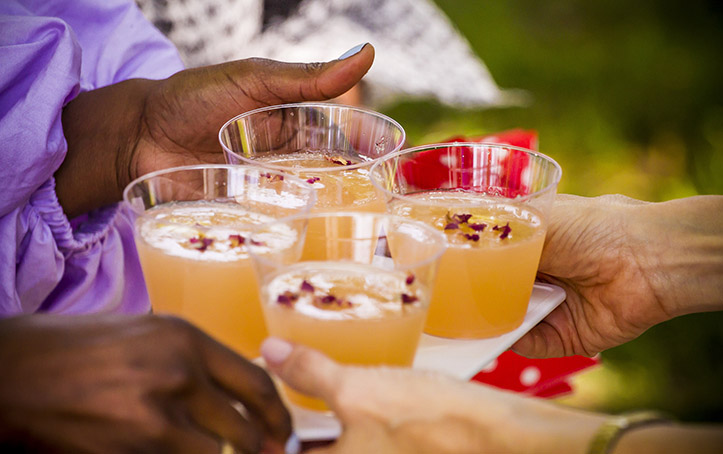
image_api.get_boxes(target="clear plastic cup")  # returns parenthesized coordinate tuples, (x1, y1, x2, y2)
(219, 102, 405, 213)
(123, 164, 316, 358)
(370, 143, 562, 339)
(249, 211, 446, 411)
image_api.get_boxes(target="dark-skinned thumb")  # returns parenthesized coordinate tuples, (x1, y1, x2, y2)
(225, 43, 374, 104)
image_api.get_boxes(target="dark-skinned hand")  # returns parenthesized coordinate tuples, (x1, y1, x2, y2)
(57, 44, 374, 217)
(0, 313, 292, 454)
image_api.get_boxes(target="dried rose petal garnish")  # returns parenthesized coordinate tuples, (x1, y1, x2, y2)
(300, 280, 315, 292)
(189, 236, 214, 252)
(405, 274, 415, 285)
(492, 222, 512, 240)
(443, 212, 490, 242)
(451, 213, 473, 224)
(401, 293, 418, 304)
(324, 155, 352, 166)
(320, 295, 337, 304)
(262, 172, 284, 181)
(277, 291, 299, 306)
(311, 293, 353, 309)
(228, 234, 246, 247)
(249, 239, 266, 247)
(306, 176, 321, 184)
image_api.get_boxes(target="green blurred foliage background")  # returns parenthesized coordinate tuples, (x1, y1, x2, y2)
(383, 0, 722, 422)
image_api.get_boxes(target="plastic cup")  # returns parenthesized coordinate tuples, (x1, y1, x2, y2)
(123, 164, 316, 358)
(370, 143, 562, 338)
(249, 211, 446, 411)
(219, 102, 405, 213)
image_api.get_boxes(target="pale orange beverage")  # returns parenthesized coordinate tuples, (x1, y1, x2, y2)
(219, 103, 406, 260)
(136, 201, 298, 358)
(257, 151, 386, 260)
(257, 151, 385, 212)
(261, 261, 428, 411)
(391, 191, 546, 338)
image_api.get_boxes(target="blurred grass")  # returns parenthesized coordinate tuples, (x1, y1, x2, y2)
(382, 0, 723, 421)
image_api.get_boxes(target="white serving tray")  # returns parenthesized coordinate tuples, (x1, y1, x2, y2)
(291, 282, 566, 441)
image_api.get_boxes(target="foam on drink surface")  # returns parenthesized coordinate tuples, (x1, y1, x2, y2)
(257, 151, 379, 209)
(391, 190, 544, 247)
(265, 261, 424, 321)
(137, 201, 298, 261)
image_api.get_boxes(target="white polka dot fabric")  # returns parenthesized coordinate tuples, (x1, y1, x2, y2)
(135, 0, 516, 108)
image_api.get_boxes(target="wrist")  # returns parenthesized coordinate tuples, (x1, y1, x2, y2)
(461, 384, 607, 454)
(57, 79, 153, 217)
(627, 196, 723, 318)
(517, 401, 608, 454)
(614, 421, 723, 454)
(587, 411, 673, 454)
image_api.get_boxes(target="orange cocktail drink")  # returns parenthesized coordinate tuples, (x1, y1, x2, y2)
(123, 165, 315, 358)
(253, 151, 386, 212)
(263, 261, 428, 410)
(371, 143, 562, 339)
(250, 212, 446, 411)
(219, 103, 405, 258)
(391, 193, 546, 337)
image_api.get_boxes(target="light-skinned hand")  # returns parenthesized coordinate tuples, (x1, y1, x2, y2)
(260, 337, 606, 454)
(514, 194, 723, 357)
(261, 337, 723, 454)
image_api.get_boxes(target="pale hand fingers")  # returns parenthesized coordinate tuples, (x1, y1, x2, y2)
(511, 300, 599, 358)
(261, 337, 341, 406)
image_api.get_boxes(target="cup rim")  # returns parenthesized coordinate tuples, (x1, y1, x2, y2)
(218, 102, 407, 173)
(122, 163, 316, 217)
(248, 210, 449, 272)
(369, 142, 563, 205)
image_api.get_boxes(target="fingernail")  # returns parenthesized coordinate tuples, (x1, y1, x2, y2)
(261, 337, 293, 365)
(285, 432, 301, 454)
(337, 43, 368, 60)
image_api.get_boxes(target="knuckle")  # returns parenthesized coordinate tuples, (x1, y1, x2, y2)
(285, 348, 315, 374)
(303, 61, 325, 75)
(243, 57, 266, 67)
(242, 57, 279, 77)
(284, 348, 327, 386)
(158, 313, 194, 331)
(248, 366, 279, 401)
(159, 362, 195, 391)
(157, 315, 199, 344)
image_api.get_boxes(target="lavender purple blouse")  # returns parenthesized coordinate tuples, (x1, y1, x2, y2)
(0, 0, 184, 315)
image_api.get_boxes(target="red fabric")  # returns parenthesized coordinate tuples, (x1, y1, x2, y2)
(471, 350, 600, 398)
(400, 129, 537, 197)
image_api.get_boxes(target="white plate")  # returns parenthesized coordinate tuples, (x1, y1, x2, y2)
(291, 282, 566, 441)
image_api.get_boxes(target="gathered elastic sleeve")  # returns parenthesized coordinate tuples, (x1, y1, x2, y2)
(4, 182, 149, 315)
(0, 1, 183, 315)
